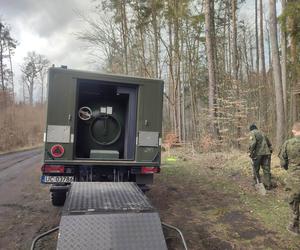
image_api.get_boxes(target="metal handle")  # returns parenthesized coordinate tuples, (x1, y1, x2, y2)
(162, 222, 188, 250)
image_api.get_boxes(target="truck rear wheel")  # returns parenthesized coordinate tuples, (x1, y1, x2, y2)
(51, 191, 66, 206)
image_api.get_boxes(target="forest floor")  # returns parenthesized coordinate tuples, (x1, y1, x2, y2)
(148, 147, 300, 250)
(1, 148, 300, 249)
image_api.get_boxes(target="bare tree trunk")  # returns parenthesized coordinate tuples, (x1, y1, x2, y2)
(167, 1, 176, 135)
(259, 0, 268, 126)
(181, 49, 186, 142)
(228, 28, 232, 76)
(151, 0, 159, 78)
(205, 0, 217, 137)
(242, 27, 250, 82)
(249, 36, 254, 73)
(265, 20, 272, 70)
(8, 48, 14, 98)
(232, 0, 238, 81)
(120, 0, 128, 74)
(174, 1, 182, 141)
(259, 0, 266, 82)
(269, 0, 285, 148)
(0, 23, 4, 91)
(231, 0, 241, 148)
(281, 0, 287, 117)
(29, 77, 34, 105)
(39, 70, 46, 104)
(255, 0, 259, 73)
(223, 7, 228, 73)
(22, 80, 26, 103)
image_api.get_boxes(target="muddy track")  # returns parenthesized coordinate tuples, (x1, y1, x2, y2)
(0, 148, 61, 250)
(0, 149, 42, 169)
(0, 149, 42, 172)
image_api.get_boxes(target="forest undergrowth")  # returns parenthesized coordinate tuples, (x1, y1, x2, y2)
(148, 146, 300, 249)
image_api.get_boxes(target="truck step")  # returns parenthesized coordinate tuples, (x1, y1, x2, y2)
(57, 182, 168, 250)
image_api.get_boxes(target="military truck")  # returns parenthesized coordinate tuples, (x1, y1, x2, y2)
(41, 67, 164, 206)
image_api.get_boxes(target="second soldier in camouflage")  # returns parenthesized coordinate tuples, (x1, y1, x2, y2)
(279, 122, 300, 235)
(248, 124, 273, 190)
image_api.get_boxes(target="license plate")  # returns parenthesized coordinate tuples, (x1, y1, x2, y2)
(41, 175, 74, 183)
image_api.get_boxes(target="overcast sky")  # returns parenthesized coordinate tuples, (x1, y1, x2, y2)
(1, 0, 97, 99)
(1, 0, 94, 68)
(0, 0, 279, 99)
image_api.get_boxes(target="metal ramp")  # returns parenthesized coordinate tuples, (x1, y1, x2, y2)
(56, 182, 168, 250)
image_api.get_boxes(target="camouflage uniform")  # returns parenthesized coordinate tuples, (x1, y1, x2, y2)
(248, 129, 272, 189)
(278, 136, 300, 233)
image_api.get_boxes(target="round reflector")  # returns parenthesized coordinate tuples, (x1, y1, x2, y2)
(50, 144, 65, 158)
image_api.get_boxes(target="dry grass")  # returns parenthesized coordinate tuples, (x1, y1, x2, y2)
(0, 102, 45, 153)
(153, 147, 300, 249)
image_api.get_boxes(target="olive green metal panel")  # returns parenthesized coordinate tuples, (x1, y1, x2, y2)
(44, 69, 77, 161)
(43, 67, 163, 166)
(136, 82, 163, 163)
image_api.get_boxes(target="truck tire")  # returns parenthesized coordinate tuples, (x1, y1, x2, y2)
(51, 191, 66, 206)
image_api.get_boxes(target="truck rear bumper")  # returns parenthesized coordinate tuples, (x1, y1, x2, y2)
(44, 159, 160, 167)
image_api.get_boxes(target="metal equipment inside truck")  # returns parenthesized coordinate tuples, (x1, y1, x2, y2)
(41, 66, 164, 206)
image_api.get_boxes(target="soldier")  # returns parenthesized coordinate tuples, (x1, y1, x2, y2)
(248, 124, 273, 190)
(279, 122, 300, 235)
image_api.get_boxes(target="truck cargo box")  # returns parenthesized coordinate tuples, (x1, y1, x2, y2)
(43, 67, 164, 167)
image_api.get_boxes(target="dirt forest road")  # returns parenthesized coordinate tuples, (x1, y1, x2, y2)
(0, 149, 61, 250)
(1, 148, 300, 250)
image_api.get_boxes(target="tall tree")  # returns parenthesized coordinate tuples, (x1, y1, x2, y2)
(21, 52, 49, 105)
(205, 0, 217, 137)
(258, 0, 268, 125)
(231, 0, 238, 81)
(231, 0, 241, 147)
(255, 0, 259, 74)
(120, 0, 129, 74)
(0, 22, 4, 91)
(269, 0, 285, 147)
(38, 55, 50, 103)
(281, 0, 287, 116)
(0, 21, 17, 92)
(259, 0, 266, 82)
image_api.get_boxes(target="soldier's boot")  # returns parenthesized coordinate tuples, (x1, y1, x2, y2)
(252, 174, 261, 185)
(288, 200, 300, 235)
(287, 223, 299, 235)
(264, 177, 272, 190)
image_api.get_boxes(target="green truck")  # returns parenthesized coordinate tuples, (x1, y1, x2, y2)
(41, 67, 164, 206)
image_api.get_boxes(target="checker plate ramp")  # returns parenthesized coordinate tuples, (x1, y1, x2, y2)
(57, 182, 167, 250)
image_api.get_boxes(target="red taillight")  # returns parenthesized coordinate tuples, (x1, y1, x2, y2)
(141, 166, 160, 174)
(50, 144, 64, 158)
(41, 164, 65, 173)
